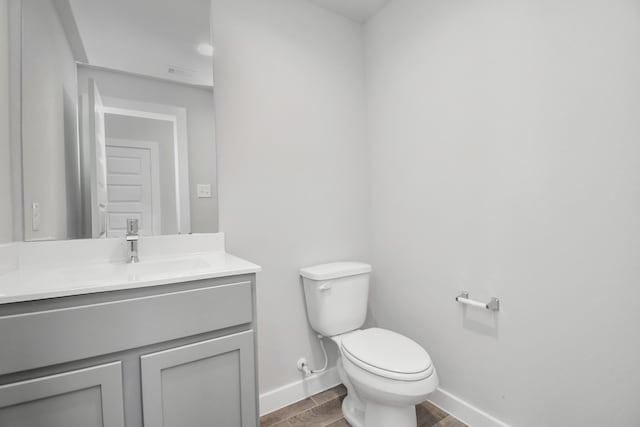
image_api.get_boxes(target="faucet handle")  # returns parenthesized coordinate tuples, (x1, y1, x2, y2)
(126, 218, 139, 235)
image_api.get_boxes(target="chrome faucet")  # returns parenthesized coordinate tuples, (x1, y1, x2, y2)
(126, 218, 140, 263)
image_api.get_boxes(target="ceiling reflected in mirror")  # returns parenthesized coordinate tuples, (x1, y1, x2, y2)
(65, 0, 213, 86)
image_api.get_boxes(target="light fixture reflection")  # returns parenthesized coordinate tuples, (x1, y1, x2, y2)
(197, 43, 214, 57)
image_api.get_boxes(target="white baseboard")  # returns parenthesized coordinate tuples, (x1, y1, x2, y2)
(259, 372, 511, 427)
(429, 388, 511, 427)
(259, 367, 340, 416)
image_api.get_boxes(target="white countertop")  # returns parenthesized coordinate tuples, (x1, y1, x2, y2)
(0, 234, 261, 305)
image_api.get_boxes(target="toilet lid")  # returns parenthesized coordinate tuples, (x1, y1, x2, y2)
(340, 328, 433, 381)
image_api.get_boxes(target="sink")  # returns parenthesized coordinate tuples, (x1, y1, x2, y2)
(125, 256, 212, 277)
(16, 256, 214, 294)
(57, 256, 211, 282)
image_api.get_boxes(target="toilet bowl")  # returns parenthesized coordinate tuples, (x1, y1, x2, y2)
(331, 328, 438, 427)
(300, 262, 438, 427)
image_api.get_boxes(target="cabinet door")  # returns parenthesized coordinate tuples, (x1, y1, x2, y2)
(0, 362, 125, 427)
(141, 330, 257, 427)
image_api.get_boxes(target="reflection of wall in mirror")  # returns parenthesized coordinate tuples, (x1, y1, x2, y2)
(77, 66, 218, 234)
(21, 0, 79, 241)
(0, 0, 12, 243)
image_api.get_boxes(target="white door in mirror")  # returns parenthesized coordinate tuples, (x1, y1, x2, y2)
(105, 143, 159, 237)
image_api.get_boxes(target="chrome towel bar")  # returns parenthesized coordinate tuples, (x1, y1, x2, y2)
(455, 292, 500, 312)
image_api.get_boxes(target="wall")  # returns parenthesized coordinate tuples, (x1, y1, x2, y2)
(0, 0, 12, 243)
(77, 66, 218, 233)
(21, 0, 78, 240)
(105, 115, 178, 235)
(211, 0, 369, 404)
(365, 0, 640, 425)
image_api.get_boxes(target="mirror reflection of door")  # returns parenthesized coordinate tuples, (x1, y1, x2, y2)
(81, 88, 175, 239)
(101, 102, 188, 236)
(105, 140, 161, 238)
(81, 91, 192, 239)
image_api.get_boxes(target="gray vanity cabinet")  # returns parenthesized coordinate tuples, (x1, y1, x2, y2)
(141, 331, 256, 427)
(0, 274, 259, 427)
(0, 362, 125, 427)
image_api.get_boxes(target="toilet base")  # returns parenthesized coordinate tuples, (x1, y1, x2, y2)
(342, 395, 364, 427)
(363, 402, 417, 427)
(344, 397, 417, 427)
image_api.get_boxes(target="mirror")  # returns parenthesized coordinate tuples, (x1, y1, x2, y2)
(16, 0, 217, 241)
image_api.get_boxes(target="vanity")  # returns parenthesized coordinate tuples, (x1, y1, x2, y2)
(0, 1, 261, 425)
(0, 234, 261, 427)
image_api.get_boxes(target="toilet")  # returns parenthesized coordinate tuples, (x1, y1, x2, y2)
(300, 262, 438, 427)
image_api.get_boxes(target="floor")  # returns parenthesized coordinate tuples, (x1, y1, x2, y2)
(260, 384, 468, 427)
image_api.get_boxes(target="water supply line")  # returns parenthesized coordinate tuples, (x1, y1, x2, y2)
(299, 334, 328, 377)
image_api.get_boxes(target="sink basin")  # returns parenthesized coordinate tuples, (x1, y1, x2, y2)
(125, 256, 212, 277)
(44, 255, 213, 286)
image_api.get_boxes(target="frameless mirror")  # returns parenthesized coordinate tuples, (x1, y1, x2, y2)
(17, 0, 217, 241)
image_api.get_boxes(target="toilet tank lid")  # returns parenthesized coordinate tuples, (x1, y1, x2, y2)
(300, 262, 372, 281)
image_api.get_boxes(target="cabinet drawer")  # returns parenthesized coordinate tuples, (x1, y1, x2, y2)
(0, 281, 252, 375)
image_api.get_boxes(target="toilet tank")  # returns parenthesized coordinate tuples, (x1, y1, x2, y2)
(300, 262, 372, 337)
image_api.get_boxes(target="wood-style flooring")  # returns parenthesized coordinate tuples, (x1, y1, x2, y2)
(260, 384, 468, 427)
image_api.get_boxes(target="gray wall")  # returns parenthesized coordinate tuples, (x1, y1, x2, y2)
(365, 0, 640, 426)
(77, 66, 218, 233)
(0, 0, 12, 243)
(105, 115, 178, 235)
(211, 0, 370, 397)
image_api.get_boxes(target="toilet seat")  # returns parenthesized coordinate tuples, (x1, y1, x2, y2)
(340, 328, 433, 381)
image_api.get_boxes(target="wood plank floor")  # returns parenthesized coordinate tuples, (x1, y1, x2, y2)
(260, 384, 468, 427)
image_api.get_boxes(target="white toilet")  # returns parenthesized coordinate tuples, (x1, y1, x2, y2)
(300, 262, 438, 427)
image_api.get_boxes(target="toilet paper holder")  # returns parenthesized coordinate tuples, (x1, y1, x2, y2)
(455, 292, 500, 312)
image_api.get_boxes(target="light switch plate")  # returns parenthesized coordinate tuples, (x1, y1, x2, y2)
(32, 202, 40, 231)
(197, 184, 212, 198)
